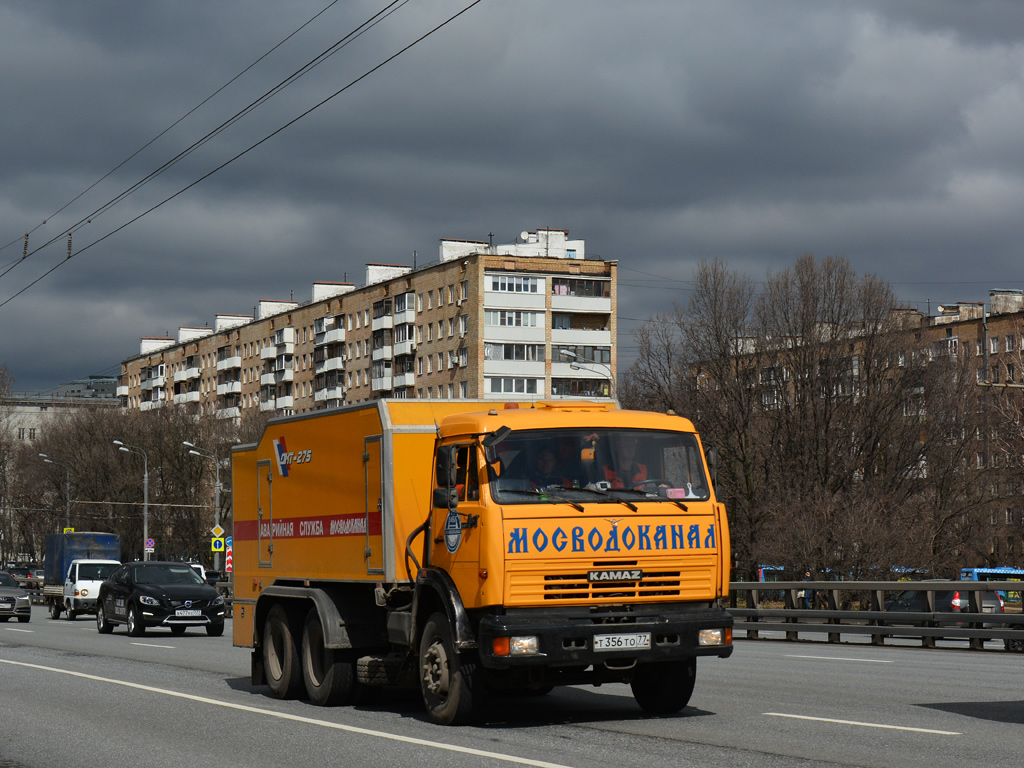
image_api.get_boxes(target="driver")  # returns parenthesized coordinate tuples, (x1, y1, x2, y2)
(602, 434, 648, 488)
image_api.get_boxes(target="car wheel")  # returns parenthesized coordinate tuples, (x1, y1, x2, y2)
(170, 625, 187, 636)
(96, 602, 114, 634)
(301, 608, 357, 706)
(1005, 638, 1024, 652)
(631, 658, 697, 715)
(419, 612, 482, 725)
(126, 604, 145, 637)
(263, 605, 302, 699)
(206, 622, 224, 637)
(18, 615, 30, 624)
(49, 601, 61, 620)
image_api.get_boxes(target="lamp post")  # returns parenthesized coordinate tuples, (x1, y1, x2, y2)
(38, 453, 71, 531)
(113, 440, 149, 561)
(558, 349, 615, 400)
(183, 441, 222, 571)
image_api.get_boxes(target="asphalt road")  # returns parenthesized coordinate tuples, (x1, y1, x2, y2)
(1, 615, 1022, 768)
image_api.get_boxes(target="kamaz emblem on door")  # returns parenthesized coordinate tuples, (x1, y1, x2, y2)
(588, 569, 642, 582)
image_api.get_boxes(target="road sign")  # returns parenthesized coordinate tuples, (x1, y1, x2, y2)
(226, 536, 232, 549)
(63, 527, 75, 534)
(225, 548, 233, 573)
(211, 525, 225, 538)
(212, 537, 225, 552)
(145, 538, 155, 549)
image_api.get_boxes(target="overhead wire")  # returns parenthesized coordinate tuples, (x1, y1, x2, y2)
(0, 0, 484, 312)
(0, 0, 408, 283)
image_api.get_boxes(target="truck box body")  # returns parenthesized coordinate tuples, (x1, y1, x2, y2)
(44, 533, 121, 586)
(232, 399, 732, 724)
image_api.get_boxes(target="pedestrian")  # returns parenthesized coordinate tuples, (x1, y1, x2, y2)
(799, 571, 814, 609)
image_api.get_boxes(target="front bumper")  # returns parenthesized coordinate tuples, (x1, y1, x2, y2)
(0, 599, 32, 619)
(140, 605, 226, 629)
(70, 597, 98, 614)
(476, 604, 733, 670)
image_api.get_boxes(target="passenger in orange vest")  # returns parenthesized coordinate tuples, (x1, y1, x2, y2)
(602, 434, 647, 488)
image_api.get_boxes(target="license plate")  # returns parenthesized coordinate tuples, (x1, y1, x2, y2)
(175, 609, 201, 617)
(593, 632, 651, 651)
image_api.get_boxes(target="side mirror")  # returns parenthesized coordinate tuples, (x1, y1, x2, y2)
(705, 446, 720, 491)
(432, 487, 458, 510)
(482, 425, 511, 464)
(435, 445, 457, 488)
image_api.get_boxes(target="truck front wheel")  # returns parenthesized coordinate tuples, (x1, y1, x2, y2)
(630, 658, 696, 715)
(301, 609, 356, 706)
(264, 605, 303, 699)
(419, 612, 481, 725)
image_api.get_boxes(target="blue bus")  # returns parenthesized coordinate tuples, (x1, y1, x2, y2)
(960, 566, 1024, 600)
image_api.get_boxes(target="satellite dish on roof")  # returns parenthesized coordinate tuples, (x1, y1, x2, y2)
(520, 231, 529, 241)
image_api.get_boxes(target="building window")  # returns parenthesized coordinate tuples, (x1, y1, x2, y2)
(488, 274, 539, 293)
(1007, 335, 1015, 353)
(484, 310, 539, 327)
(551, 378, 611, 397)
(461, 280, 469, 300)
(991, 337, 1000, 354)
(551, 278, 610, 297)
(459, 381, 468, 398)
(486, 376, 539, 394)
(484, 343, 545, 361)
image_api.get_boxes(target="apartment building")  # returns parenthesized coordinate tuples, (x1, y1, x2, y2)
(117, 229, 617, 418)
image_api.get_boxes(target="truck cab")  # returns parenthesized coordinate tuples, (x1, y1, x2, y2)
(60, 559, 121, 620)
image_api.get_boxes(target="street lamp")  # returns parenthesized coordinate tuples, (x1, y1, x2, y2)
(183, 441, 223, 571)
(113, 440, 149, 561)
(38, 453, 71, 531)
(558, 349, 615, 400)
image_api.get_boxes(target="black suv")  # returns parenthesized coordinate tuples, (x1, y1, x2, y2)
(96, 561, 225, 637)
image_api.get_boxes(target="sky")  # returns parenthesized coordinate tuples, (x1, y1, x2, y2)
(2, 0, 1024, 393)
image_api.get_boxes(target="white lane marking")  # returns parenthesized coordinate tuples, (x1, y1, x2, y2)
(3, 628, 33, 633)
(0, 659, 572, 767)
(785, 654, 894, 664)
(764, 712, 960, 735)
(130, 642, 175, 649)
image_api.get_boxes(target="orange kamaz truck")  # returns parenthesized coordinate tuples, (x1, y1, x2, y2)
(231, 399, 732, 724)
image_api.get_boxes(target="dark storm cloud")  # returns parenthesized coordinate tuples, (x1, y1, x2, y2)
(2, 1, 1024, 390)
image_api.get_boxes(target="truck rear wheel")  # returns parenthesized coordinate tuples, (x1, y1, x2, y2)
(301, 609, 357, 706)
(630, 658, 696, 715)
(419, 612, 481, 725)
(264, 605, 303, 699)
(49, 601, 61, 620)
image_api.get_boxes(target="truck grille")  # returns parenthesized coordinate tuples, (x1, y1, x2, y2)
(506, 556, 718, 605)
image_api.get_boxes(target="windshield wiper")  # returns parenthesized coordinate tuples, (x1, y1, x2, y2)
(497, 488, 585, 512)
(569, 487, 639, 512)
(604, 487, 689, 511)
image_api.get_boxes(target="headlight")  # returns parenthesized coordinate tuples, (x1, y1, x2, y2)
(492, 635, 540, 656)
(698, 628, 731, 646)
(15, 595, 30, 606)
(212, 595, 225, 606)
(138, 595, 161, 606)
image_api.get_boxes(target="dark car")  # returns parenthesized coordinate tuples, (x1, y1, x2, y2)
(884, 586, 1004, 636)
(96, 561, 225, 637)
(0, 571, 32, 623)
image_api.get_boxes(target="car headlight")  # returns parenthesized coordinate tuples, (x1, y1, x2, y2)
(15, 595, 30, 606)
(212, 595, 225, 606)
(138, 595, 161, 606)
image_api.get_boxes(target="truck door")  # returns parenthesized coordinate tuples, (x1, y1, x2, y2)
(364, 436, 384, 574)
(430, 443, 483, 581)
(257, 459, 273, 567)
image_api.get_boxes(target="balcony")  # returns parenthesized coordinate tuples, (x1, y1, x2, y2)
(217, 381, 242, 396)
(315, 356, 345, 374)
(371, 315, 394, 331)
(315, 385, 345, 402)
(260, 346, 278, 361)
(550, 294, 612, 313)
(173, 391, 201, 405)
(174, 367, 201, 382)
(315, 327, 345, 345)
(116, 385, 129, 397)
(216, 407, 241, 420)
(394, 339, 416, 357)
(550, 328, 612, 346)
(140, 399, 166, 411)
(260, 372, 276, 387)
(394, 306, 416, 325)
(259, 399, 276, 412)
(140, 374, 166, 391)
(371, 375, 393, 392)
(216, 356, 241, 372)
(393, 372, 415, 388)
(371, 345, 393, 361)
(276, 395, 294, 409)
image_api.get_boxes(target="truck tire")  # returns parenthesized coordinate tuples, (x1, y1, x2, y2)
(96, 602, 113, 634)
(630, 658, 696, 715)
(301, 609, 357, 706)
(49, 601, 61, 620)
(1006, 638, 1024, 652)
(126, 604, 145, 637)
(264, 605, 303, 699)
(419, 612, 482, 725)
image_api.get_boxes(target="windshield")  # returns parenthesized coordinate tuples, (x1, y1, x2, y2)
(0, 572, 17, 587)
(488, 428, 711, 505)
(134, 564, 205, 586)
(78, 563, 119, 581)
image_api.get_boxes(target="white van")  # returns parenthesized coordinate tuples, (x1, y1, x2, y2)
(62, 559, 121, 619)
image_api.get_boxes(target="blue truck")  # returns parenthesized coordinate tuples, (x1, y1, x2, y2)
(43, 532, 121, 620)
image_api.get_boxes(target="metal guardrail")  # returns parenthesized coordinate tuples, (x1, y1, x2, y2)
(730, 580, 1024, 651)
